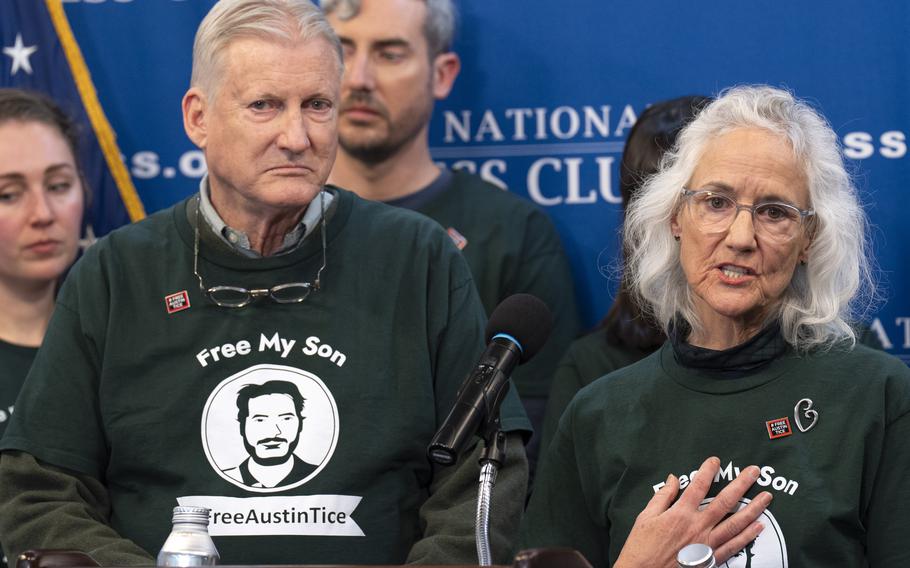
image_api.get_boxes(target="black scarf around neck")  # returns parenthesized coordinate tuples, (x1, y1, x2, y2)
(669, 319, 788, 379)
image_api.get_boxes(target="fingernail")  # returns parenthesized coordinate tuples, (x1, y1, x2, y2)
(762, 491, 773, 505)
(666, 473, 675, 484)
(748, 465, 760, 480)
(708, 456, 720, 467)
(754, 521, 765, 534)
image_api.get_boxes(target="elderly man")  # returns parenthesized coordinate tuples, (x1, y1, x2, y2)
(323, 0, 581, 469)
(0, 0, 529, 565)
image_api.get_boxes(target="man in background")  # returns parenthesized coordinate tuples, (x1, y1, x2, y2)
(324, 0, 580, 470)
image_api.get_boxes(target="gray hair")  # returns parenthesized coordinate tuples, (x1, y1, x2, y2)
(321, 0, 456, 57)
(191, 0, 343, 96)
(625, 85, 875, 351)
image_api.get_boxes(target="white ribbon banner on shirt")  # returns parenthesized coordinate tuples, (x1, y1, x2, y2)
(177, 494, 364, 536)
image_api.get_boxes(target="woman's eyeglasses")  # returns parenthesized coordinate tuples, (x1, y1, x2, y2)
(680, 189, 814, 243)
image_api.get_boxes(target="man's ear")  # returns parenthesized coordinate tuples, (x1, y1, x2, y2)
(182, 87, 209, 149)
(431, 51, 460, 100)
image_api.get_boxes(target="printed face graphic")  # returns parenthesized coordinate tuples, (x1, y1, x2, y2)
(242, 393, 303, 465)
(202, 364, 339, 493)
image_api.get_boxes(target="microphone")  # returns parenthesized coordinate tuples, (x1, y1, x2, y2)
(427, 294, 553, 466)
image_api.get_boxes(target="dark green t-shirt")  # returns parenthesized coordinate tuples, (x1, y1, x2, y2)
(0, 339, 37, 568)
(412, 170, 581, 399)
(540, 325, 888, 454)
(0, 339, 36, 438)
(2, 189, 530, 565)
(522, 341, 910, 567)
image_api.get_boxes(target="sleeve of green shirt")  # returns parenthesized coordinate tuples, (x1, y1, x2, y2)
(0, 451, 153, 566)
(407, 433, 528, 565)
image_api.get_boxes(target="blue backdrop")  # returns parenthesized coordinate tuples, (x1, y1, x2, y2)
(4, 0, 908, 363)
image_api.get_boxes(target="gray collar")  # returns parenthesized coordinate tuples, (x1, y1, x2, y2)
(196, 175, 333, 258)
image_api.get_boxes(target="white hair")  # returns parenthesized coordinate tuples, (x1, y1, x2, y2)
(625, 85, 876, 351)
(191, 0, 343, 97)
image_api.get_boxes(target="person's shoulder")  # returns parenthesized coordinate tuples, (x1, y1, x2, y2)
(565, 327, 609, 354)
(807, 342, 909, 378)
(442, 170, 565, 257)
(90, 199, 185, 253)
(570, 347, 664, 409)
(335, 186, 462, 258)
(75, 199, 186, 269)
(341, 186, 445, 232)
(554, 349, 662, 438)
(806, 343, 910, 418)
(560, 328, 657, 388)
(564, 327, 651, 364)
(448, 169, 547, 216)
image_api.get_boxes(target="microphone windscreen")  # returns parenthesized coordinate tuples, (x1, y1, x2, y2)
(485, 294, 553, 364)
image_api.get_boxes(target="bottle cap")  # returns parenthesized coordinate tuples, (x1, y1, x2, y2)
(172, 506, 212, 526)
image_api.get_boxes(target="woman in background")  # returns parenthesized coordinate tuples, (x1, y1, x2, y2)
(0, 88, 85, 436)
(540, 95, 710, 452)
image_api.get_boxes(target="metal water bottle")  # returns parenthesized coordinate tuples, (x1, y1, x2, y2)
(157, 506, 220, 566)
(677, 543, 717, 568)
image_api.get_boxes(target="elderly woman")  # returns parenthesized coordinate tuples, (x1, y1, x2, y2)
(521, 86, 910, 567)
(0, 88, 85, 434)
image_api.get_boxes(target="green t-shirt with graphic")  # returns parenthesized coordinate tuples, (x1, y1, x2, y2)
(522, 342, 910, 567)
(2, 189, 530, 565)
(0, 339, 36, 438)
(416, 170, 580, 399)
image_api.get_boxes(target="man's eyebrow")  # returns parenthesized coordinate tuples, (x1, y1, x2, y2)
(371, 38, 411, 50)
(338, 36, 412, 50)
